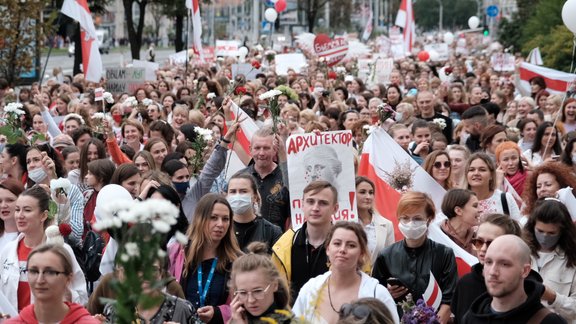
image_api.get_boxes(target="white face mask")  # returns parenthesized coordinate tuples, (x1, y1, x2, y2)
(28, 168, 47, 183)
(394, 112, 404, 122)
(398, 221, 428, 240)
(227, 194, 253, 215)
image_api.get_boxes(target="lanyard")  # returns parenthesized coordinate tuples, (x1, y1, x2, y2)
(197, 258, 218, 307)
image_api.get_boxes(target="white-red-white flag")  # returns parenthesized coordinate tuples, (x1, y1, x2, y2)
(394, 0, 415, 54)
(358, 128, 478, 277)
(229, 101, 259, 160)
(186, 0, 204, 61)
(362, 9, 373, 42)
(61, 0, 103, 83)
(527, 47, 543, 66)
(423, 270, 442, 310)
(518, 62, 575, 96)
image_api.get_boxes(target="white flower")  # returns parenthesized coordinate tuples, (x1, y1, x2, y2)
(175, 231, 189, 245)
(158, 249, 167, 258)
(152, 220, 171, 233)
(194, 126, 213, 142)
(142, 98, 153, 106)
(335, 66, 347, 73)
(103, 92, 114, 104)
(432, 118, 447, 130)
(50, 178, 71, 194)
(258, 89, 283, 100)
(364, 125, 376, 135)
(4, 102, 25, 115)
(125, 242, 140, 257)
(123, 96, 138, 108)
(92, 112, 106, 120)
(207, 92, 216, 99)
(120, 254, 130, 262)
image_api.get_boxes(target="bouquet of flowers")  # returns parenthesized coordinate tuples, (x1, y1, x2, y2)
(399, 294, 439, 324)
(381, 159, 416, 193)
(92, 112, 112, 135)
(432, 118, 447, 130)
(0, 102, 44, 144)
(259, 89, 283, 132)
(93, 199, 184, 324)
(189, 126, 213, 176)
(377, 103, 396, 124)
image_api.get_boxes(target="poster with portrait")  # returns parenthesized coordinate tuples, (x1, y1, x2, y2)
(286, 130, 358, 230)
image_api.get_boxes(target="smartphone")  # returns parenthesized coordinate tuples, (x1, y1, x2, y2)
(551, 155, 560, 161)
(386, 277, 405, 287)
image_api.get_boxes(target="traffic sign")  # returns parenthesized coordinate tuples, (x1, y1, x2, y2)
(486, 5, 499, 17)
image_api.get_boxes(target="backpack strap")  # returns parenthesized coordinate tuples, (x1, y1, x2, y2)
(501, 192, 510, 215)
(527, 307, 552, 324)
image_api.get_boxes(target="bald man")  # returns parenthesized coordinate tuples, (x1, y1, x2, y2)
(462, 235, 566, 323)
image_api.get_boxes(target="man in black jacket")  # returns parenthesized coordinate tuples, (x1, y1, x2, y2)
(462, 235, 566, 323)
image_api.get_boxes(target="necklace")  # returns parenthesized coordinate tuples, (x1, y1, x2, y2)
(327, 276, 339, 313)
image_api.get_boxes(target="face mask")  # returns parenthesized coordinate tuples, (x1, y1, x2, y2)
(172, 181, 189, 194)
(0, 143, 5, 154)
(535, 230, 560, 250)
(572, 154, 576, 165)
(398, 221, 428, 240)
(112, 115, 123, 124)
(394, 112, 404, 122)
(28, 168, 47, 183)
(227, 194, 253, 215)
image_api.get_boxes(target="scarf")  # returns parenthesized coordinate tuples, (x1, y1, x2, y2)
(506, 170, 528, 196)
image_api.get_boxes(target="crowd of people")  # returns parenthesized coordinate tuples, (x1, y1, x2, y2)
(0, 37, 574, 324)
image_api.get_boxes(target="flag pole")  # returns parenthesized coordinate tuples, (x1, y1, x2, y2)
(186, 10, 190, 76)
(39, 13, 63, 87)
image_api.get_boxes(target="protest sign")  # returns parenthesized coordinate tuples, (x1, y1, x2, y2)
(374, 56, 394, 84)
(215, 40, 241, 57)
(424, 43, 449, 61)
(275, 53, 307, 75)
(169, 50, 188, 65)
(105, 68, 146, 94)
(491, 53, 515, 71)
(232, 63, 261, 80)
(286, 131, 358, 229)
(133, 59, 159, 81)
(314, 34, 349, 66)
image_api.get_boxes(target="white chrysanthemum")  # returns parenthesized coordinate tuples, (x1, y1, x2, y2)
(142, 98, 153, 106)
(258, 89, 283, 100)
(158, 249, 167, 258)
(194, 126, 214, 142)
(124, 242, 140, 257)
(120, 254, 130, 262)
(92, 112, 106, 120)
(175, 231, 189, 245)
(50, 178, 72, 193)
(123, 96, 138, 108)
(151, 220, 171, 233)
(207, 92, 216, 99)
(432, 118, 447, 130)
(335, 66, 346, 73)
(4, 102, 25, 115)
(103, 92, 114, 104)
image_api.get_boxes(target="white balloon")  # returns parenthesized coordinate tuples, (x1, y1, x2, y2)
(562, 0, 576, 34)
(265, 8, 278, 22)
(429, 50, 440, 61)
(443, 32, 454, 44)
(238, 46, 249, 57)
(468, 16, 480, 29)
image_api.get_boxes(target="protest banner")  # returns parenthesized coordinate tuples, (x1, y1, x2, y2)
(105, 67, 146, 94)
(374, 56, 395, 84)
(275, 53, 307, 75)
(424, 43, 449, 61)
(313, 34, 349, 66)
(490, 53, 515, 71)
(232, 63, 261, 80)
(286, 130, 358, 229)
(215, 40, 241, 57)
(169, 50, 188, 65)
(133, 59, 159, 81)
(518, 62, 575, 96)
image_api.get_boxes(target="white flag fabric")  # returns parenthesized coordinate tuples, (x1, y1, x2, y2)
(518, 62, 575, 96)
(61, 0, 103, 82)
(527, 47, 544, 66)
(394, 0, 415, 53)
(422, 270, 442, 311)
(188, 0, 204, 61)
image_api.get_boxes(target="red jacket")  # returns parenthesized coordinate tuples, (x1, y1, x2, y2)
(5, 302, 99, 324)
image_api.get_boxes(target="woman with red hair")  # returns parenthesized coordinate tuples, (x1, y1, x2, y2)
(495, 141, 530, 196)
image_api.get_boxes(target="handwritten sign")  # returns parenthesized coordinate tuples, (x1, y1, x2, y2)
(133, 59, 159, 81)
(491, 53, 515, 71)
(286, 131, 358, 229)
(232, 63, 262, 80)
(215, 40, 241, 57)
(314, 34, 349, 67)
(105, 68, 146, 94)
(275, 53, 307, 75)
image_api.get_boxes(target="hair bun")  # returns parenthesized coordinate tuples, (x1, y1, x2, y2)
(245, 242, 268, 255)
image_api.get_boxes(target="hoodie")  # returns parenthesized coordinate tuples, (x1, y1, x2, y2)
(452, 263, 543, 323)
(462, 280, 566, 324)
(5, 302, 99, 324)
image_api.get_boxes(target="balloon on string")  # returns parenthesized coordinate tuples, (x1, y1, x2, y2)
(264, 8, 278, 22)
(562, 0, 576, 34)
(275, 0, 287, 12)
(238, 46, 249, 57)
(418, 51, 430, 62)
(468, 16, 480, 29)
(443, 32, 454, 44)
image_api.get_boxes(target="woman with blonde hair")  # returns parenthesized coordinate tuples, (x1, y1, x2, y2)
(168, 193, 242, 324)
(448, 145, 470, 189)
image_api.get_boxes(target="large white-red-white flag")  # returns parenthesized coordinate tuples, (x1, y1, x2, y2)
(186, 0, 204, 61)
(518, 62, 575, 96)
(358, 128, 478, 277)
(423, 270, 442, 310)
(394, 0, 415, 54)
(61, 0, 103, 83)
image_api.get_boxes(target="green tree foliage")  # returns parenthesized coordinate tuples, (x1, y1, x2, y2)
(413, 0, 477, 31)
(0, 0, 55, 85)
(525, 25, 575, 72)
(497, 15, 522, 51)
(519, 0, 564, 46)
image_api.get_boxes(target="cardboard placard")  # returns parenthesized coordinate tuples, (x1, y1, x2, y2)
(105, 68, 146, 94)
(231, 63, 262, 80)
(215, 40, 241, 57)
(133, 59, 159, 81)
(275, 53, 307, 75)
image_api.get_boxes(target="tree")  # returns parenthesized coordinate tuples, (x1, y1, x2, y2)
(123, 0, 149, 59)
(413, 0, 476, 31)
(329, 0, 352, 33)
(519, 0, 564, 46)
(299, 0, 329, 32)
(497, 15, 522, 52)
(525, 25, 574, 72)
(0, 0, 54, 85)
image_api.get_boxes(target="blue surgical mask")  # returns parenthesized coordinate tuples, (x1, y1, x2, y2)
(173, 181, 189, 194)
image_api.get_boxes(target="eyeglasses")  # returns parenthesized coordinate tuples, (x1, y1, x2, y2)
(234, 284, 271, 301)
(339, 303, 371, 320)
(471, 238, 493, 250)
(433, 161, 451, 169)
(24, 268, 68, 280)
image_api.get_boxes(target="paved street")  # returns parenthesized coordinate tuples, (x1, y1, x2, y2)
(42, 48, 175, 77)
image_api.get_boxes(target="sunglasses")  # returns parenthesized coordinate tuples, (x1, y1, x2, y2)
(339, 303, 371, 320)
(433, 161, 451, 169)
(471, 238, 493, 250)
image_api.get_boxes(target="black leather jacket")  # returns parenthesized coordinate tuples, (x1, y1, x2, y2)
(234, 217, 283, 253)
